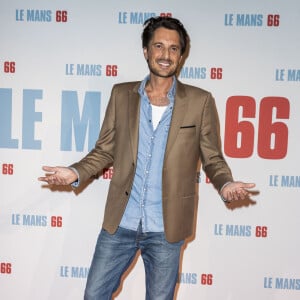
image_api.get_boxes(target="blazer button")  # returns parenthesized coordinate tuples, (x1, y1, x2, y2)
(125, 191, 129, 196)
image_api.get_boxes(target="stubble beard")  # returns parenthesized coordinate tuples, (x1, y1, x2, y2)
(147, 59, 178, 78)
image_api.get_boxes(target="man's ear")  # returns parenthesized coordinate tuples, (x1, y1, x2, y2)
(143, 47, 148, 60)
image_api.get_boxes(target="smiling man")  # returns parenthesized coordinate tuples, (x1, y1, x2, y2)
(39, 16, 256, 300)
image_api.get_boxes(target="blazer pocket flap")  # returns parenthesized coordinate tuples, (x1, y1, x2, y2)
(180, 125, 196, 129)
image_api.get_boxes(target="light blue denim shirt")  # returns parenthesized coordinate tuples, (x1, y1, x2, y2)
(120, 75, 176, 232)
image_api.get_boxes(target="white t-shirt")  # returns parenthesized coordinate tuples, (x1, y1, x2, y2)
(151, 104, 167, 129)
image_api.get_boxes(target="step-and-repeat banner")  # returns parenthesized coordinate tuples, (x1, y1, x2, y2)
(1, 1, 299, 299)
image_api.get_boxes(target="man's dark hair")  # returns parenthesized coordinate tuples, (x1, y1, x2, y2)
(142, 16, 189, 55)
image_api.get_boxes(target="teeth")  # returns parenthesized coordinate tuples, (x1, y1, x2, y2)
(159, 62, 170, 66)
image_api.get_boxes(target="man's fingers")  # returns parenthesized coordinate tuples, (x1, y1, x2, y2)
(42, 166, 56, 173)
(38, 176, 48, 182)
(38, 166, 57, 183)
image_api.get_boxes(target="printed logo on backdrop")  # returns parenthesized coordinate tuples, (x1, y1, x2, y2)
(275, 68, 300, 82)
(118, 12, 172, 24)
(0, 262, 12, 275)
(60, 265, 89, 279)
(12, 214, 63, 228)
(214, 224, 268, 238)
(264, 276, 300, 291)
(178, 273, 214, 286)
(16, 9, 68, 23)
(65, 64, 118, 77)
(0, 88, 102, 152)
(224, 96, 290, 160)
(224, 13, 280, 27)
(269, 175, 300, 188)
(179, 67, 223, 81)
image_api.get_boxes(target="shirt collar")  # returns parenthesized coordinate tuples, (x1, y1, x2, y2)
(138, 75, 177, 104)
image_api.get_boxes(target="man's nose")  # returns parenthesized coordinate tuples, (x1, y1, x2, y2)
(161, 47, 170, 59)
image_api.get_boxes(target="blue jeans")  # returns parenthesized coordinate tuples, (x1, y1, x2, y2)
(84, 225, 183, 300)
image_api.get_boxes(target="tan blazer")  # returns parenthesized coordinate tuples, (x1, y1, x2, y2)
(71, 80, 233, 242)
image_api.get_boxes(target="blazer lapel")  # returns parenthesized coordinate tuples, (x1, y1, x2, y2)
(128, 83, 141, 163)
(165, 81, 187, 157)
(126, 80, 187, 161)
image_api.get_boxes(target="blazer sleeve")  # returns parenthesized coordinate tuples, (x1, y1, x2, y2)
(199, 93, 233, 191)
(69, 86, 117, 185)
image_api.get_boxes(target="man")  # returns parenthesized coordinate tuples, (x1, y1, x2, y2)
(39, 16, 256, 300)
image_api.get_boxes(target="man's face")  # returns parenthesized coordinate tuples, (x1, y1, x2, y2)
(143, 27, 182, 78)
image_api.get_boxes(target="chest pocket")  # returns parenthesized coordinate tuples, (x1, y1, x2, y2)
(178, 125, 196, 136)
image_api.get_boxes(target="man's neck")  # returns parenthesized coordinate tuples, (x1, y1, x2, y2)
(146, 75, 173, 94)
(145, 75, 174, 106)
